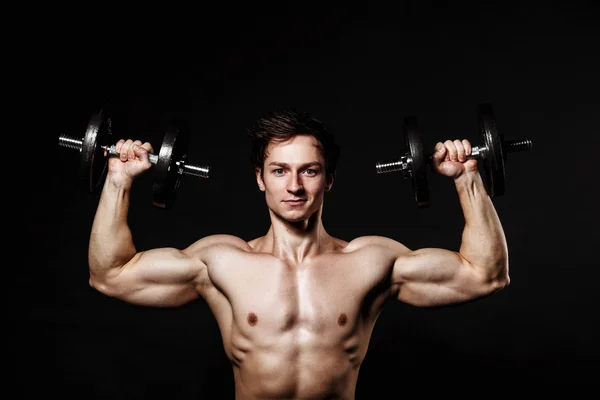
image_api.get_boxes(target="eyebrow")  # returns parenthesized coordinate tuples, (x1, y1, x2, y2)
(268, 162, 323, 168)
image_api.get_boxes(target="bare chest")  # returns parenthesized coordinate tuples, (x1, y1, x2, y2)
(220, 254, 387, 335)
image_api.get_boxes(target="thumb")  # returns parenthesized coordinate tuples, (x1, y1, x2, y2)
(431, 143, 446, 167)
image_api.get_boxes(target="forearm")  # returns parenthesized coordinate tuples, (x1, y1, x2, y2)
(88, 176, 137, 279)
(455, 170, 509, 280)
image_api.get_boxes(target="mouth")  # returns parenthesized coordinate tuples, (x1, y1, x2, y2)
(284, 199, 307, 206)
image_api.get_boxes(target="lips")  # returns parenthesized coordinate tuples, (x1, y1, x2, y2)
(284, 199, 307, 205)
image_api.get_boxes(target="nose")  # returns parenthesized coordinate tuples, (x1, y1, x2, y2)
(287, 172, 304, 194)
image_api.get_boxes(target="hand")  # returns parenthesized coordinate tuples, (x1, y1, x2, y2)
(107, 139, 154, 187)
(431, 139, 478, 179)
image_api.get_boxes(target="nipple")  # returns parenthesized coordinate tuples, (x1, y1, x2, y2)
(247, 312, 258, 326)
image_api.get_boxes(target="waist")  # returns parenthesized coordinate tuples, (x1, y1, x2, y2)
(234, 346, 359, 399)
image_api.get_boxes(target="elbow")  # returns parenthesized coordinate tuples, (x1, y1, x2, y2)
(89, 275, 111, 296)
(89, 275, 102, 291)
(489, 261, 510, 292)
(470, 258, 510, 294)
(88, 271, 124, 298)
(492, 274, 510, 291)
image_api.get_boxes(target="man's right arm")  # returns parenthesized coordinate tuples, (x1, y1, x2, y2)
(87, 139, 208, 308)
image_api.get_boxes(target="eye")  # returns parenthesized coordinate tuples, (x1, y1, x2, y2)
(273, 168, 285, 175)
(304, 169, 318, 176)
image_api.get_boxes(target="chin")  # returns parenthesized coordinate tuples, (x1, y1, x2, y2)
(283, 213, 308, 222)
(272, 207, 309, 222)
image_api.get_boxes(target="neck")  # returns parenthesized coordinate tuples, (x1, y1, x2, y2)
(263, 206, 332, 264)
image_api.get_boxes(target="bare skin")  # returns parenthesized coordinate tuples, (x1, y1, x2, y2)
(88, 135, 509, 399)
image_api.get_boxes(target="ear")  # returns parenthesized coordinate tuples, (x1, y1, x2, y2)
(255, 168, 265, 191)
(325, 172, 335, 192)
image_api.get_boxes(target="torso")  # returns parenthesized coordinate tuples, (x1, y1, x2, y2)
(195, 235, 398, 399)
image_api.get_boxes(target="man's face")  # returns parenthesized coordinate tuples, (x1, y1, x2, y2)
(256, 134, 333, 223)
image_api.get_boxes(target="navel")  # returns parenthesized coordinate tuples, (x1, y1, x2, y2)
(247, 312, 258, 326)
(338, 313, 348, 326)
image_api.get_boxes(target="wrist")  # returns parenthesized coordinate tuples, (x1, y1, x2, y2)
(453, 169, 483, 189)
(106, 173, 134, 191)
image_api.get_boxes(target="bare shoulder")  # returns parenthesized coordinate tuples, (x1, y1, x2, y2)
(331, 236, 414, 291)
(183, 234, 252, 257)
(344, 235, 412, 255)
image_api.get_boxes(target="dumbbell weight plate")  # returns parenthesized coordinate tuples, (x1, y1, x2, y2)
(478, 103, 505, 197)
(152, 120, 190, 209)
(81, 109, 112, 193)
(404, 116, 430, 208)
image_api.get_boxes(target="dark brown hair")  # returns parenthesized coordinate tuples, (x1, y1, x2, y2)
(247, 109, 340, 176)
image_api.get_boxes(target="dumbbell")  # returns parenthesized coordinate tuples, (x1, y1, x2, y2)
(58, 109, 210, 209)
(375, 103, 532, 207)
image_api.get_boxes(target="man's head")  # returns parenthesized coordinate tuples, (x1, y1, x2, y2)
(247, 109, 340, 222)
(248, 109, 340, 178)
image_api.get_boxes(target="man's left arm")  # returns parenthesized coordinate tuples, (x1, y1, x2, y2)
(390, 141, 510, 307)
(455, 169, 509, 286)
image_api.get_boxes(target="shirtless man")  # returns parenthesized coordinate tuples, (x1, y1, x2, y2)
(88, 109, 510, 399)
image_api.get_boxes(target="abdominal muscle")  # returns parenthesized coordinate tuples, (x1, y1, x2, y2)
(230, 324, 363, 399)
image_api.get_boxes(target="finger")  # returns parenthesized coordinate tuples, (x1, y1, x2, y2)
(132, 140, 145, 161)
(127, 140, 139, 161)
(115, 139, 125, 154)
(133, 140, 152, 162)
(121, 139, 133, 161)
(462, 139, 472, 157)
(432, 142, 446, 166)
(444, 140, 457, 162)
(454, 139, 465, 162)
(141, 141, 154, 155)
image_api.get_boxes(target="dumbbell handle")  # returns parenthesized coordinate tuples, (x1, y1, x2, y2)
(425, 138, 532, 162)
(425, 143, 485, 162)
(58, 134, 210, 178)
(376, 137, 531, 174)
(103, 144, 159, 164)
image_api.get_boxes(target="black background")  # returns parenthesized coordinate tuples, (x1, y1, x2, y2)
(24, 0, 599, 398)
